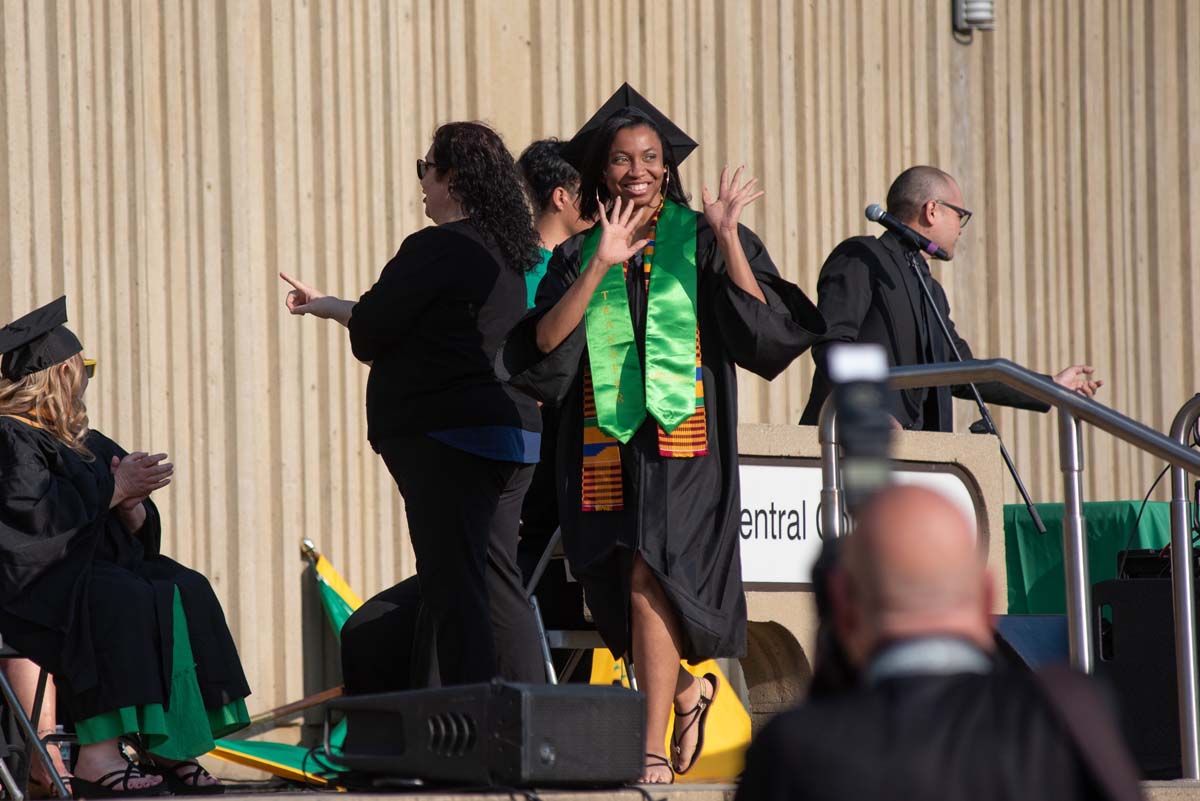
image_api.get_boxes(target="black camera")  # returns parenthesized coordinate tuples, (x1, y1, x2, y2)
(827, 343, 894, 513)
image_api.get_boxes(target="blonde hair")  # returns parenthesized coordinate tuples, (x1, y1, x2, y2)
(0, 354, 91, 455)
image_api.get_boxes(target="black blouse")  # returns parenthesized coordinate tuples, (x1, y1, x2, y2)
(348, 220, 541, 448)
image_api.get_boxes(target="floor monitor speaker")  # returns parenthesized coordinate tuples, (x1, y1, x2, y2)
(330, 680, 645, 787)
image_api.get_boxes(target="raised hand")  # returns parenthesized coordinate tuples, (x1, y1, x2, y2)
(590, 195, 652, 270)
(280, 272, 328, 316)
(1053, 364, 1104, 398)
(110, 452, 173, 508)
(702, 165, 765, 236)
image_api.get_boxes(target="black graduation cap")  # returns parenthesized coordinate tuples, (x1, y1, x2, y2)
(0, 297, 83, 381)
(561, 83, 698, 169)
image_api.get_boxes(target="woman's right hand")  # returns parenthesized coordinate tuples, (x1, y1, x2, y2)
(280, 272, 358, 326)
(110, 452, 173, 508)
(533, 196, 652, 354)
(280, 272, 327, 315)
(589, 195, 651, 270)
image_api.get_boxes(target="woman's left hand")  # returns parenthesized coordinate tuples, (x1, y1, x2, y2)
(702, 165, 765, 237)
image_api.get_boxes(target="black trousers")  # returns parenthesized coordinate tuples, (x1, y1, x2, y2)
(373, 435, 543, 686)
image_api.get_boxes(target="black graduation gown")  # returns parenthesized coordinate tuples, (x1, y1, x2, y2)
(86, 431, 251, 711)
(799, 231, 1049, 430)
(497, 212, 825, 661)
(0, 419, 249, 721)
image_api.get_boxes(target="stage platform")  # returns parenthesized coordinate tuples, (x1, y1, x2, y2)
(213, 781, 1200, 800)
(222, 789, 730, 800)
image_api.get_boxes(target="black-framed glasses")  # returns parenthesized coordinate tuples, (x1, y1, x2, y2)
(416, 159, 438, 180)
(935, 199, 973, 229)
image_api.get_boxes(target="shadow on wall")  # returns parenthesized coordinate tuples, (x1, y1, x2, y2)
(740, 620, 813, 733)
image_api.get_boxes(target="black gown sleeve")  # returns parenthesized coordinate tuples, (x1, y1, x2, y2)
(933, 283, 1051, 413)
(0, 421, 111, 602)
(495, 241, 587, 403)
(134, 500, 163, 557)
(705, 222, 826, 380)
(808, 242, 876, 378)
(82, 429, 164, 558)
(348, 228, 451, 363)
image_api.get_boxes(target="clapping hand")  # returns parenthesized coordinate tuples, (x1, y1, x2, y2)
(111, 452, 173, 509)
(591, 195, 652, 269)
(703, 165, 765, 236)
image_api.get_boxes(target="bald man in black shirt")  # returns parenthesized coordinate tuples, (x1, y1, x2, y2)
(736, 486, 1141, 801)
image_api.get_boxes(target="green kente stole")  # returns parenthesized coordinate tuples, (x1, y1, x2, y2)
(581, 199, 698, 442)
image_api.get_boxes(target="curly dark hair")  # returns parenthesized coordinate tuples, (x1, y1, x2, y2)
(517, 139, 581, 214)
(431, 122, 540, 273)
(577, 107, 689, 222)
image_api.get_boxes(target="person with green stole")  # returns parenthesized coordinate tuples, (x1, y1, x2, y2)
(0, 298, 251, 797)
(497, 85, 827, 783)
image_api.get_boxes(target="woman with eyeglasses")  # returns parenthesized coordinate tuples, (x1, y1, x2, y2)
(0, 297, 251, 797)
(497, 85, 826, 783)
(281, 121, 545, 687)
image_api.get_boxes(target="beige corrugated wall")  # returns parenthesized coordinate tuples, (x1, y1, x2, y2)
(2, 0, 1198, 709)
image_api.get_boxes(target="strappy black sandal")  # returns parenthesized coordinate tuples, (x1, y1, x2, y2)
(640, 753, 675, 784)
(70, 763, 166, 799)
(154, 760, 225, 795)
(672, 672, 719, 775)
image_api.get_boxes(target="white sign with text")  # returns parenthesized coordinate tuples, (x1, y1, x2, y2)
(737, 462, 977, 584)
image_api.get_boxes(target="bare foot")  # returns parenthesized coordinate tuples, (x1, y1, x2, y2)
(671, 673, 714, 773)
(641, 752, 674, 784)
(74, 740, 163, 792)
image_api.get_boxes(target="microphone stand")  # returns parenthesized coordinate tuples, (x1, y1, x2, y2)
(906, 250, 1048, 535)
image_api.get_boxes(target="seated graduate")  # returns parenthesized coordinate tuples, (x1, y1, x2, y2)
(0, 298, 251, 797)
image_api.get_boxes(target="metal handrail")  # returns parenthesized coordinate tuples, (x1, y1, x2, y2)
(817, 358, 1200, 779)
(1169, 394, 1200, 779)
(887, 360, 1200, 470)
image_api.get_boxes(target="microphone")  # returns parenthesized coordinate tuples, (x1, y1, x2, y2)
(865, 203, 950, 260)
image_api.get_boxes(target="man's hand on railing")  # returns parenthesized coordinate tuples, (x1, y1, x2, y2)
(1053, 364, 1103, 398)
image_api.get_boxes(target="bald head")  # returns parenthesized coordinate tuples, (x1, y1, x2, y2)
(886, 166, 955, 223)
(832, 485, 994, 665)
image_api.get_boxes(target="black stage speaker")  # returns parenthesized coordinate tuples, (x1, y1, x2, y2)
(1093, 577, 1184, 779)
(993, 614, 1069, 669)
(330, 680, 645, 787)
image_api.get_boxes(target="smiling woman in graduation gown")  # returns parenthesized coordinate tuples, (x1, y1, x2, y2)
(497, 85, 826, 782)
